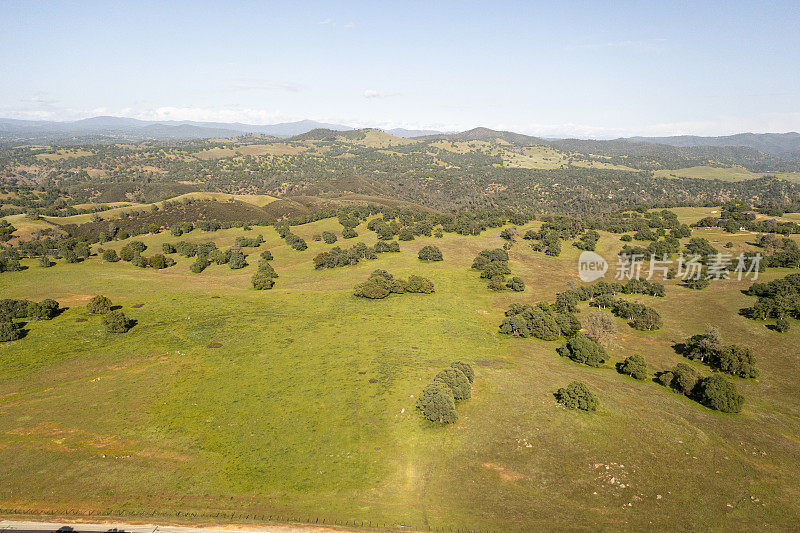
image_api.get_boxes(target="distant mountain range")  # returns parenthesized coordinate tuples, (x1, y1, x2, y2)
(0, 116, 446, 143)
(1, 116, 799, 156)
(627, 132, 800, 156)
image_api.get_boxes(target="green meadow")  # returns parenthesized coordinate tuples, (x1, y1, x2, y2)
(2, 217, 800, 531)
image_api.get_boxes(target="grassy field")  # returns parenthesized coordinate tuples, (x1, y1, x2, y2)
(30, 193, 280, 227)
(654, 165, 800, 183)
(2, 218, 800, 530)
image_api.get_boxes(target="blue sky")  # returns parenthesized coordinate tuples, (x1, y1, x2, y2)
(1, 0, 798, 137)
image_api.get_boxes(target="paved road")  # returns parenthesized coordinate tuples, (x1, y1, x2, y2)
(0, 521, 351, 533)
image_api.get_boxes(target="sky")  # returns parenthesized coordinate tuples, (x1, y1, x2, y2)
(1, 0, 799, 138)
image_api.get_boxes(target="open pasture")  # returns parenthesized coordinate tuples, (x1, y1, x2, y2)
(1, 219, 800, 530)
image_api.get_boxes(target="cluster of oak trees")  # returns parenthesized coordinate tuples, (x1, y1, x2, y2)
(353, 270, 434, 299)
(472, 248, 524, 292)
(416, 361, 474, 423)
(87, 295, 133, 333)
(744, 273, 800, 326)
(0, 298, 60, 342)
(680, 326, 758, 378)
(657, 363, 744, 413)
(252, 249, 278, 290)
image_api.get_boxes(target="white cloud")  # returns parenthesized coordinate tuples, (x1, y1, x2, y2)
(363, 89, 398, 99)
(317, 18, 332, 25)
(28, 95, 59, 106)
(344, 21, 355, 29)
(232, 78, 306, 92)
(129, 106, 295, 125)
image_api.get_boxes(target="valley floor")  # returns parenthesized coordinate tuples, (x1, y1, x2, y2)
(2, 212, 800, 531)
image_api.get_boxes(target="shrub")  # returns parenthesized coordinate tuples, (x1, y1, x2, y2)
(506, 276, 525, 291)
(235, 235, 264, 247)
(434, 368, 471, 400)
(39, 255, 54, 267)
(257, 261, 278, 278)
(618, 354, 648, 380)
(87, 295, 112, 314)
(671, 363, 700, 395)
(228, 251, 248, 270)
(527, 308, 561, 340)
(553, 312, 581, 337)
(684, 326, 722, 362)
(342, 227, 358, 239)
(406, 275, 435, 293)
(555, 381, 598, 411)
(354, 280, 390, 299)
(487, 275, 506, 291)
(398, 228, 415, 241)
(418, 245, 443, 261)
(553, 291, 579, 313)
(210, 249, 230, 265)
(714, 344, 759, 378)
(322, 231, 338, 244)
(416, 382, 457, 423)
(131, 254, 148, 268)
(314, 243, 377, 269)
(102, 310, 132, 333)
(584, 309, 617, 345)
(0, 299, 31, 318)
(285, 233, 307, 251)
(190, 255, 210, 273)
(374, 240, 400, 253)
(252, 272, 275, 290)
(35, 299, 60, 319)
(656, 371, 674, 387)
(451, 361, 474, 383)
(775, 318, 791, 333)
(696, 374, 744, 413)
(162, 243, 176, 254)
(128, 240, 147, 253)
(499, 315, 531, 338)
(260, 249, 274, 261)
(63, 250, 80, 263)
(557, 332, 607, 367)
(630, 307, 662, 331)
(119, 245, 135, 262)
(149, 254, 168, 269)
(102, 249, 119, 262)
(0, 320, 22, 342)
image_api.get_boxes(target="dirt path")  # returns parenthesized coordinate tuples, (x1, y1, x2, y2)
(0, 521, 357, 533)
